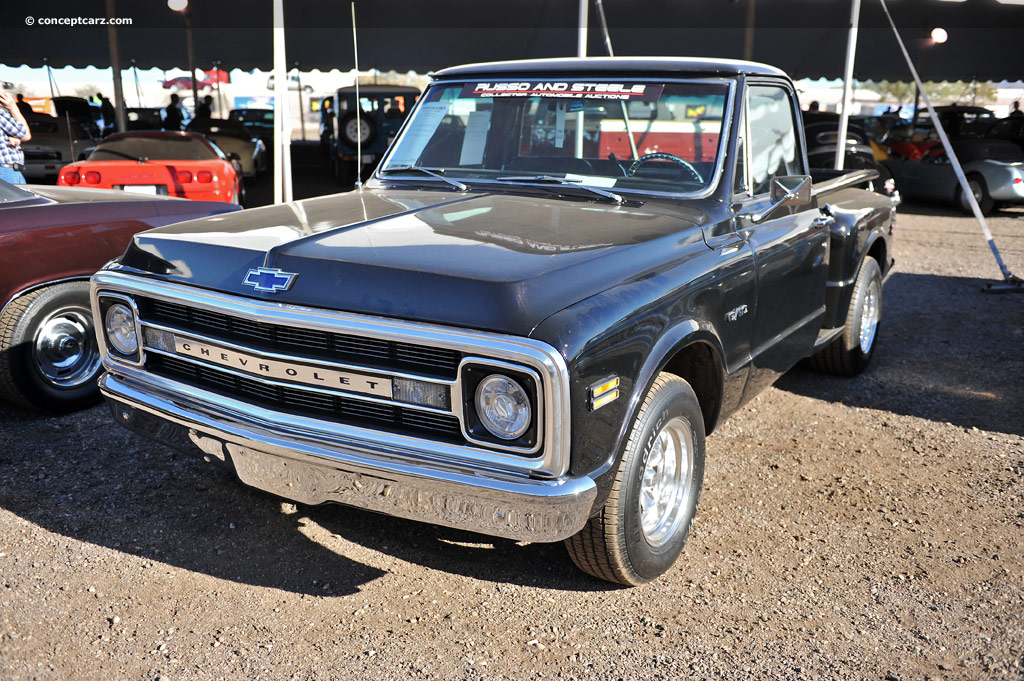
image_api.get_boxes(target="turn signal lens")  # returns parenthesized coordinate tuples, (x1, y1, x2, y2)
(84, 171, 101, 184)
(175, 170, 193, 184)
(196, 170, 213, 183)
(63, 171, 81, 185)
(104, 303, 138, 355)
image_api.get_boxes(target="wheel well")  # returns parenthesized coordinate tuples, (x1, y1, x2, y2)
(867, 237, 887, 275)
(660, 341, 722, 435)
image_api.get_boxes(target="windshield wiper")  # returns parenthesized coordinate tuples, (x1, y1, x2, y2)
(379, 165, 468, 191)
(495, 175, 623, 204)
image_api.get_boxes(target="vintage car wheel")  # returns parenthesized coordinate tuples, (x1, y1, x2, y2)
(957, 175, 994, 215)
(565, 373, 705, 585)
(809, 256, 882, 376)
(0, 282, 103, 413)
(339, 112, 376, 147)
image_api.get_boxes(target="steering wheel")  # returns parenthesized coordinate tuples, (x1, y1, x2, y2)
(627, 153, 703, 183)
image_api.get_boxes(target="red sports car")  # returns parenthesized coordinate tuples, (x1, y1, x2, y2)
(0, 179, 240, 413)
(58, 131, 243, 204)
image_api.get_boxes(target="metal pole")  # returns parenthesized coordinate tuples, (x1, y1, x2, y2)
(45, 59, 57, 101)
(575, 0, 587, 159)
(834, 0, 861, 170)
(295, 64, 306, 142)
(273, 0, 292, 202)
(185, 7, 198, 116)
(878, 0, 1020, 290)
(352, 2, 362, 188)
(105, 0, 127, 133)
(594, 0, 638, 160)
(744, 0, 756, 62)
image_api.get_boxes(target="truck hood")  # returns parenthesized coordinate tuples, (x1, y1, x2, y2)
(119, 188, 712, 336)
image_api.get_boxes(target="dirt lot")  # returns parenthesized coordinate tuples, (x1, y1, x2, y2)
(1, 202, 1022, 681)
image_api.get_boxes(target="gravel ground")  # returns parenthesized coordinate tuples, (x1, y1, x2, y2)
(1, 202, 1022, 681)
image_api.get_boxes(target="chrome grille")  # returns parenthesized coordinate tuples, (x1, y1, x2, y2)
(143, 298, 460, 376)
(152, 355, 461, 440)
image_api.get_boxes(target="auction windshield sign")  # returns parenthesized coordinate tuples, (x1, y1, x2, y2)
(461, 82, 664, 101)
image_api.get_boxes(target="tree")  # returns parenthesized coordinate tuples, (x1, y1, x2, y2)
(863, 80, 998, 108)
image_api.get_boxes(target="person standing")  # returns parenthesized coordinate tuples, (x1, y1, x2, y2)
(164, 93, 184, 130)
(15, 94, 34, 117)
(0, 90, 31, 184)
(195, 95, 213, 120)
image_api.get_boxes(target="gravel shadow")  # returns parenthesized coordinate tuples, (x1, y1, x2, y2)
(299, 502, 622, 592)
(0, 404, 386, 597)
(0, 401, 615, 593)
(777, 271, 1024, 436)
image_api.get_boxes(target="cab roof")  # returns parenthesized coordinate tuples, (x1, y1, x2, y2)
(433, 57, 788, 80)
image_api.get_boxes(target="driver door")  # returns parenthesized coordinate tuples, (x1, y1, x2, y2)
(736, 82, 830, 399)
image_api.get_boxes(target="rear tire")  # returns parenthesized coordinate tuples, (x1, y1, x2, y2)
(0, 282, 103, 413)
(565, 373, 705, 585)
(809, 256, 882, 376)
(957, 175, 994, 215)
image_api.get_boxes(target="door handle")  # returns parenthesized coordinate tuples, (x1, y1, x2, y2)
(811, 204, 836, 229)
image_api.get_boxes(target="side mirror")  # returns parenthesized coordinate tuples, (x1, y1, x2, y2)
(226, 151, 242, 162)
(743, 175, 812, 224)
(770, 175, 812, 207)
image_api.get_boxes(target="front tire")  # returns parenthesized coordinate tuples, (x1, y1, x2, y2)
(0, 282, 103, 413)
(565, 373, 705, 585)
(809, 256, 882, 376)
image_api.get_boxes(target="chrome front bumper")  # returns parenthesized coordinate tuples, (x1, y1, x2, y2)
(100, 372, 597, 543)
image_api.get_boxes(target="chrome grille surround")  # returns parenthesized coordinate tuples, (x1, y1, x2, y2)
(91, 270, 571, 478)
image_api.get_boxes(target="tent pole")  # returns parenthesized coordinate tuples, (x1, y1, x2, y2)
(105, 0, 127, 133)
(744, 0, 756, 62)
(878, 0, 1021, 292)
(575, 0, 587, 159)
(835, 0, 860, 170)
(273, 0, 292, 203)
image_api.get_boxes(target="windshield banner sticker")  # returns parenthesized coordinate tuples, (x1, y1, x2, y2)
(461, 82, 665, 101)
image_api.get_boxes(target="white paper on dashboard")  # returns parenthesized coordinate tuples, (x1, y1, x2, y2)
(555, 101, 566, 149)
(388, 102, 450, 167)
(458, 110, 492, 166)
(564, 173, 618, 188)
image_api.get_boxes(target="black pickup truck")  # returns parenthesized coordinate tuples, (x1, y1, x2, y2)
(90, 58, 896, 585)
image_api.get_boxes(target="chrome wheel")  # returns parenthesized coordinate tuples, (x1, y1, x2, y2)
(858, 277, 881, 354)
(639, 417, 694, 547)
(33, 307, 100, 388)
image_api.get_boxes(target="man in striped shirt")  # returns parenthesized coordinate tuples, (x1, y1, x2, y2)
(0, 89, 31, 184)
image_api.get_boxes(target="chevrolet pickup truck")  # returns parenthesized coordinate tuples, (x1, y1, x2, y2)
(91, 58, 895, 585)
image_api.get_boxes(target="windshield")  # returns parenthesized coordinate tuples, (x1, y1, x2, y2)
(379, 79, 730, 195)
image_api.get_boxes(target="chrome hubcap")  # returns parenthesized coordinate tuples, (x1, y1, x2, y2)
(859, 278, 881, 354)
(639, 417, 694, 547)
(33, 307, 100, 388)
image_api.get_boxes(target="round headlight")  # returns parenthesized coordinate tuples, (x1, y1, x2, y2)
(104, 303, 138, 355)
(474, 374, 531, 440)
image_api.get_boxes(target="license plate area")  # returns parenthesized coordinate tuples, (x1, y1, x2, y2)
(117, 185, 166, 195)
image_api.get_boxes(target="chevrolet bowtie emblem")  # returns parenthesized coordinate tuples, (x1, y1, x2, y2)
(243, 267, 298, 293)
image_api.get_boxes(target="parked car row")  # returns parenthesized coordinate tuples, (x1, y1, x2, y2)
(854, 106, 1024, 214)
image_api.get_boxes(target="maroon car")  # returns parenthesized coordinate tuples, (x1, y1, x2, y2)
(0, 180, 241, 413)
